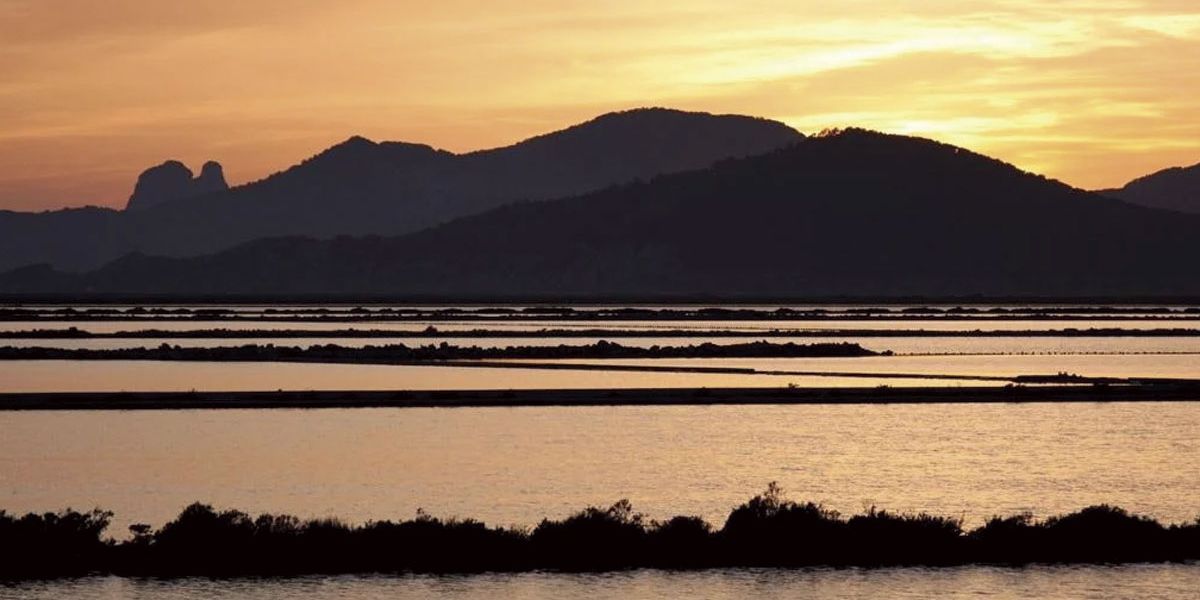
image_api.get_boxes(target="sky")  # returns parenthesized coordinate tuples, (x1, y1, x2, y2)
(2, 0, 1199, 211)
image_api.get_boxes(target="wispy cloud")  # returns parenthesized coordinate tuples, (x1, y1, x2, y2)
(0, 0, 1197, 209)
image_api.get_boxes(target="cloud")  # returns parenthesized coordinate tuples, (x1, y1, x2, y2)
(0, 0, 1198, 208)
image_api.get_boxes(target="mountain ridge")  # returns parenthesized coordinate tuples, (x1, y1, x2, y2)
(1099, 160, 1200, 214)
(6, 128, 1197, 298)
(0, 108, 802, 272)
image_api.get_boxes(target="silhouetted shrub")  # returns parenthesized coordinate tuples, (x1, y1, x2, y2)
(530, 500, 648, 570)
(0, 508, 112, 578)
(0, 340, 880, 363)
(720, 482, 846, 565)
(844, 508, 963, 565)
(648, 515, 716, 568)
(1039, 505, 1173, 563)
(2, 489, 1198, 579)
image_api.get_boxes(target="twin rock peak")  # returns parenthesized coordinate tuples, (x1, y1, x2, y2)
(125, 160, 228, 211)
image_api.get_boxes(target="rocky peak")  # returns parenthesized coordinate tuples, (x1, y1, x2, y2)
(125, 160, 229, 211)
(194, 161, 228, 195)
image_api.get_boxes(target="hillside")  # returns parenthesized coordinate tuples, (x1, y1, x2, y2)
(5, 129, 1198, 298)
(1099, 161, 1200, 214)
(0, 108, 801, 272)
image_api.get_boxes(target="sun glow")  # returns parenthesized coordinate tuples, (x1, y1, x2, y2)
(1, 0, 1198, 210)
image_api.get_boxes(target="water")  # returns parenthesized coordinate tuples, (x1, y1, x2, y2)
(3, 403, 1197, 536)
(0, 359, 972, 392)
(4, 306, 1199, 596)
(555, 353, 1200, 380)
(4, 565, 1200, 599)
(4, 313, 1199, 392)
(2, 351, 1194, 393)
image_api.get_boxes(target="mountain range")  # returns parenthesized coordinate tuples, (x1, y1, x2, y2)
(4, 125, 1198, 299)
(0, 108, 801, 272)
(1099, 161, 1200, 214)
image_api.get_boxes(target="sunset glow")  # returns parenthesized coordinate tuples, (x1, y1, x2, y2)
(2, 0, 1199, 210)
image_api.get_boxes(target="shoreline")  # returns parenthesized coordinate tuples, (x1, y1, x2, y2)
(6, 294, 1200, 304)
(4, 314, 1200, 324)
(3, 383, 1199, 410)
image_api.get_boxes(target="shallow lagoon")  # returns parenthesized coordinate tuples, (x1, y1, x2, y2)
(3, 402, 1197, 535)
(3, 306, 1199, 597)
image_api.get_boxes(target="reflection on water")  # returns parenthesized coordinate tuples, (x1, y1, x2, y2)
(0, 360, 973, 392)
(2, 344, 1200, 393)
(3, 308, 1198, 595)
(3, 564, 1200, 599)
(2, 403, 1197, 537)
(555, 353, 1200, 380)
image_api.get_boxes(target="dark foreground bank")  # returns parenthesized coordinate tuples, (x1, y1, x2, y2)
(7, 326, 1200, 339)
(3, 485, 1198, 579)
(3, 383, 1200, 410)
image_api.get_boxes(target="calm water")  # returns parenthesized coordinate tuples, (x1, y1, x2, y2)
(557, 353, 1200, 379)
(5, 565, 1200, 599)
(4, 316, 1199, 393)
(1, 352, 1195, 393)
(3, 403, 1198, 536)
(0, 359, 972, 392)
(4, 307, 1199, 597)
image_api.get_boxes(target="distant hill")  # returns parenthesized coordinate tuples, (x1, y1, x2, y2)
(6, 129, 1198, 298)
(1098, 161, 1200, 214)
(0, 108, 801, 272)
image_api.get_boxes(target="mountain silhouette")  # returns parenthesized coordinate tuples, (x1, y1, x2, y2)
(6, 129, 1198, 298)
(1098, 161, 1200, 214)
(126, 160, 228, 211)
(0, 109, 801, 272)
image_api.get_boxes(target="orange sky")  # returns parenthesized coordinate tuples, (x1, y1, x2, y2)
(2, 0, 1199, 211)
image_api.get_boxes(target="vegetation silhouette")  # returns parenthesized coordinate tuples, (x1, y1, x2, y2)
(2, 485, 1198, 579)
(0, 508, 112, 578)
(0, 340, 882, 363)
(7, 325, 1200, 340)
